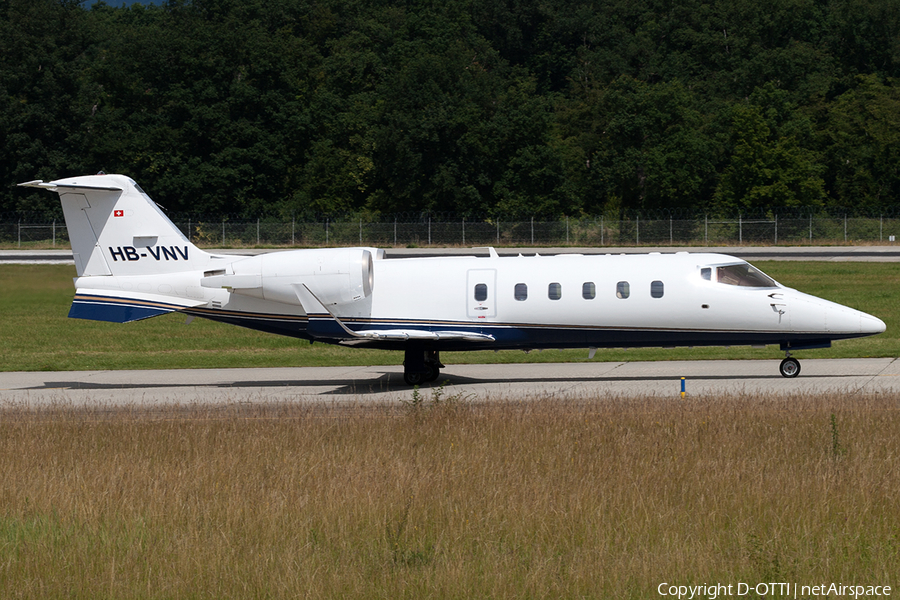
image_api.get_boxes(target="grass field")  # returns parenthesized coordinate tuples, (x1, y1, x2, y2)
(1, 262, 897, 372)
(0, 393, 897, 598)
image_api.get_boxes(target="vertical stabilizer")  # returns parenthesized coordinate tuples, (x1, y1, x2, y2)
(19, 174, 211, 277)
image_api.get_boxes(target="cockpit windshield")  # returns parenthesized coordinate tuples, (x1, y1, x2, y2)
(715, 263, 777, 288)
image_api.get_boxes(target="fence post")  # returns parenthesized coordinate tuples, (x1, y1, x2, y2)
(359, 218, 362, 246)
(636, 216, 640, 245)
(881, 215, 883, 242)
(844, 215, 847, 242)
(291, 216, 294, 246)
(257, 218, 260, 246)
(669, 216, 672, 245)
(531, 217, 534, 245)
(809, 214, 812, 242)
(17, 220, 20, 248)
(326, 219, 329, 245)
(566, 216, 569, 244)
(188, 219, 191, 242)
(739, 214, 742, 244)
(428, 217, 431, 245)
(600, 216, 604, 246)
(774, 214, 778, 245)
(496, 219, 500, 245)
(705, 214, 708, 244)
(52, 220, 56, 247)
(394, 218, 397, 246)
(462, 218, 466, 246)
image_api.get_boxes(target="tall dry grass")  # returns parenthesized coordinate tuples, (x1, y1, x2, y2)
(0, 391, 897, 599)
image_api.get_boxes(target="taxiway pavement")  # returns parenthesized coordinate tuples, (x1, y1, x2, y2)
(1, 358, 898, 407)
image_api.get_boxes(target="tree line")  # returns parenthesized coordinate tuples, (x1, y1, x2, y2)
(4, 0, 900, 220)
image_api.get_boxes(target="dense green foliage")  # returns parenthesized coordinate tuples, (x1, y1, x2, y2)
(4, 0, 900, 219)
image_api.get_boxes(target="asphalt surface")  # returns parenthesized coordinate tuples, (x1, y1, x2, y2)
(2, 358, 898, 407)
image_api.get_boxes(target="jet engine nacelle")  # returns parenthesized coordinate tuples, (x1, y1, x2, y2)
(202, 247, 379, 307)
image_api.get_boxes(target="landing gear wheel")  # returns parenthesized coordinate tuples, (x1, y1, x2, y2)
(403, 347, 441, 386)
(779, 357, 801, 378)
(403, 371, 425, 386)
(403, 363, 435, 386)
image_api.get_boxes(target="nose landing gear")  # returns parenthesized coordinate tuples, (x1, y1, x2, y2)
(779, 353, 801, 378)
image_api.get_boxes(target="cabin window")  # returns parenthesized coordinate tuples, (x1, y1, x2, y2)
(474, 283, 488, 302)
(548, 283, 562, 300)
(514, 283, 528, 301)
(582, 282, 596, 299)
(651, 280, 664, 298)
(701, 267, 711, 281)
(616, 281, 630, 299)
(716, 264, 777, 287)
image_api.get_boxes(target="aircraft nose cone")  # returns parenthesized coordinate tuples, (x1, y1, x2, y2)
(828, 306, 885, 335)
(861, 312, 886, 335)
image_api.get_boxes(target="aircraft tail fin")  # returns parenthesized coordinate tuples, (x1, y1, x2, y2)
(19, 174, 210, 277)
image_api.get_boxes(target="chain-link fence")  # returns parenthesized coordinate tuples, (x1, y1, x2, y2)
(3, 215, 899, 248)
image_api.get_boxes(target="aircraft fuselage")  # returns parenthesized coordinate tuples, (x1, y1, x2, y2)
(20, 173, 886, 384)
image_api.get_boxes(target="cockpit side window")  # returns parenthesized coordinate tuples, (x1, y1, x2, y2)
(701, 267, 711, 281)
(716, 264, 777, 288)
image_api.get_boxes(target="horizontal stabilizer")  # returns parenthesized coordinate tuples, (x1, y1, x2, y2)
(18, 180, 123, 192)
(69, 290, 207, 323)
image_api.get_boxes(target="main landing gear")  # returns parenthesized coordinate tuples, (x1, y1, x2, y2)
(779, 352, 801, 378)
(403, 347, 444, 386)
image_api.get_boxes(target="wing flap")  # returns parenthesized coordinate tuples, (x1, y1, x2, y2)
(353, 329, 494, 342)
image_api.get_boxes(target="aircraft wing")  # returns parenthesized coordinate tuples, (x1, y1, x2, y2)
(68, 289, 208, 323)
(350, 329, 495, 341)
(295, 284, 495, 343)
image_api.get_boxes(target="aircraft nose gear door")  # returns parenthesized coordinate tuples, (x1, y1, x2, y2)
(467, 269, 497, 320)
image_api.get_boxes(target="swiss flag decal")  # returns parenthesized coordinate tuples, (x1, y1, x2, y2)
(114, 210, 124, 217)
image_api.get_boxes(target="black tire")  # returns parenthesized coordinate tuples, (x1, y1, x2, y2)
(779, 357, 801, 378)
(404, 364, 434, 386)
(404, 371, 425, 386)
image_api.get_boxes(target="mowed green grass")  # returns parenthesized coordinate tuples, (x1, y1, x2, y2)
(1, 262, 897, 372)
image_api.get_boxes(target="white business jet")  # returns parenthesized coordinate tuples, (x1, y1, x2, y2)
(20, 174, 886, 384)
